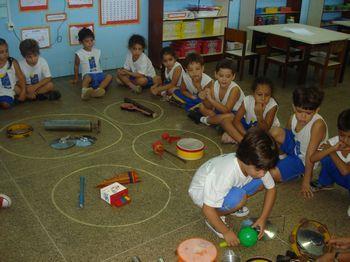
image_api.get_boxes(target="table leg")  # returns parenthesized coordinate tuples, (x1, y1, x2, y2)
(339, 40, 350, 83)
(298, 44, 311, 85)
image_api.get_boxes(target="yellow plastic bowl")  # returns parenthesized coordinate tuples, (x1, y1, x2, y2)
(176, 138, 204, 161)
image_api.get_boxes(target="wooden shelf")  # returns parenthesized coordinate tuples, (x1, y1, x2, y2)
(178, 51, 223, 60)
(163, 15, 227, 22)
(323, 9, 350, 13)
(163, 34, 224, 42)
(255, 11, 300, 16)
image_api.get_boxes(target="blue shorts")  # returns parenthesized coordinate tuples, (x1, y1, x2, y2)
(172, 89, 202, 111)
(241, 118, 257, 130)
(88, 72, 105, 89)
(218, 179, 263, 212)
(319, 155, 350, 191)
(130, 76, 154, 89)
(277, 129, 305, 182)
(0, 95, 14, 106)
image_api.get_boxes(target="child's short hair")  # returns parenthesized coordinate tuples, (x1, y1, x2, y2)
(0, 38, 14, 69)
(19, 39, 40, 57)
(337, 109, 350, 132)
(161, 46, 176, 59)
(128, 34, 146, 49)
(236, 127, 279, 171)
(215, 59, 235, 74)
(184, 52, 204, 69)
(251, 76, 273, 93)
(78, 28, 95, 42)
(293, 87, 324, 110)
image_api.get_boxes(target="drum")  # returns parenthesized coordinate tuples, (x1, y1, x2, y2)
(177, 238, 217, 262)
(176, 138, 205, 160)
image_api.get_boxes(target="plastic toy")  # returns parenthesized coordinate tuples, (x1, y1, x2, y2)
(238, 226, 258, 247)
(152, 140, 186, 163)
(161, 132, 181, 143)
(95, 171, 140, 188)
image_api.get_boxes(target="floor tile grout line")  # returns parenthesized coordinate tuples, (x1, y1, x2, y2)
(101, 218, 202, 262)
(1, 159, 68, 262)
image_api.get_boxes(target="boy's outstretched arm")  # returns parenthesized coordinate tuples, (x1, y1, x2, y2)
(302, 119, 327, 199)
(202, 204, 240, 246)
(72, 54, 80, 84)
(252, 187, 276, 239)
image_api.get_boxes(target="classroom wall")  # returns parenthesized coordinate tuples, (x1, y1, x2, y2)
(0, 1, 149, 78)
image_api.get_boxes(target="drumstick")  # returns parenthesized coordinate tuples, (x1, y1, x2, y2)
(124, 98, 157, 118)
(164, 148, 187, 163)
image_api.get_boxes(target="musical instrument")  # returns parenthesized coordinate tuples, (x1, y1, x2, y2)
(123, 97, 157, 118)
(176, 138, 205, 160)
(176, 238, 217, 262)
(6, 123, 33, 139)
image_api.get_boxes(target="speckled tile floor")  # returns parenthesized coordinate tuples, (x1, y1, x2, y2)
(1, 62, 350, 262)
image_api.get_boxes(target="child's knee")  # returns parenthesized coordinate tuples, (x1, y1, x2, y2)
(105, 74, 113, 82)
(116, 69, 126, 77)
(46, 81, 54, 90)
(137, 77, 148, 86)
(153, 75, 161, 84)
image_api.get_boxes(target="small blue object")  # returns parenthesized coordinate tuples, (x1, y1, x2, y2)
(79, 176, 85, 208)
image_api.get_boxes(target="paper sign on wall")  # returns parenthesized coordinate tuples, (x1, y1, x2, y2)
(68, 0, 93, 8)
(20, 0, 48, 11)
(21, 27, 51, 48)
(99, 0, 139, 25)
(69, 23, 94, 45)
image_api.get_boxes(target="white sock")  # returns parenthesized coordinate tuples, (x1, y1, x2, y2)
(200, 116, 210, 126)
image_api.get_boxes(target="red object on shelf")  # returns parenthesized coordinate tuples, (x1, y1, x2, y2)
(171, 40, 202, 58)
(280, 6, 292, 12)
(201, 38, 223, 55)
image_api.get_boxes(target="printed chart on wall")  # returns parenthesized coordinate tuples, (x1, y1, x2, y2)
(69, 23, 94, 45)
(68, 0, 93, 8)
(99, 0, 139, 26)
(21, 27, 51, 48)
(20, 0, 48, 11)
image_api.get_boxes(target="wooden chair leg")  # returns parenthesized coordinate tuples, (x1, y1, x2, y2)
(282, 65, 288, 88)
(263, 59, 269, 76)
(255, 56, 260, 77)
(320, 68, 327, 88)
(334, 68, 341, 87)
(249, 58, 255, 74)
(239, 59, 245, 81)
(278, 65, 282, 78)
(236, 59, 240, 72)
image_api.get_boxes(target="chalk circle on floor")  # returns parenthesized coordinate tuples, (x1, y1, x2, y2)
(103, 99, 164, 125)
(0, 114, 123, 160)
(132, 128, 223, 171)
(51, 164, 171, 228)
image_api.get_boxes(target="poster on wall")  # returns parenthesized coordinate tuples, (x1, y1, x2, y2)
(68, 0, 93, 8)
(69, 23, 94, 45)
(19, 0, 48, 11)
(99, 0, 139, 26)
(21, 27, 51, 48)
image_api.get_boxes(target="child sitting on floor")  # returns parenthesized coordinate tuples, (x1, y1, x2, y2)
(150, 47, 184, 97)
(73, 28, 112, 100)
(189, 127, 278, 246)
(172, 52, 213, 111)
(189, 58, 244, 125)
(269, 87, 328, 199)
(220, 77, 279, 144)
(116, 34, 160, 94)
(0, 38, 26, 109)
(310, 108, 350, 216)
(19, 39, 60, 101)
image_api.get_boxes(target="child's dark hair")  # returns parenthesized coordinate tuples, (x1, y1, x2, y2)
(184, 52, 204, 69)
(19, 39, 40, 57)
(160, 47, 177, 82)
(293, 87, 324, 110)
(78, 27, 95, 42)
(236, 127, 279, 171)
(338, 109, 350, 132)
(252, 76, 274, 94)
(0, 38, 14, 69)
(128, 34, 146, 49)
(215, 59, 235, 74)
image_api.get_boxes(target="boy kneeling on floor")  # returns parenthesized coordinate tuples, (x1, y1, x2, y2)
(189, 127, 278, 246)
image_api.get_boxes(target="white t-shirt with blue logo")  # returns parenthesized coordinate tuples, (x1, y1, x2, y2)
(0, 60, 17, 98)
(19, 57, 51, 85)
(76, 47, 102, 78)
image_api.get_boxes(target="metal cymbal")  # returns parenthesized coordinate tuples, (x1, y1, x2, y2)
(50, 136, 76, 150)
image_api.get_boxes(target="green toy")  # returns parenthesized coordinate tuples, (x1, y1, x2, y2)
(238, 226, 258, 247)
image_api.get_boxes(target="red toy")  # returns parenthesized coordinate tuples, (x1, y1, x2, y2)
(152, 140, 186, 163)
(114, 195, 131, 207)
(161, 132, 181, 144)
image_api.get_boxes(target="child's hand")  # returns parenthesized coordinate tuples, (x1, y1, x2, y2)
(223, 230, 240, 247)
(198, 90, 206, 100)
(150, 86, 159, 96)
(27, 85, 36, 94)
(316, 252, 336, 262)
(301, 181, 313, 199)
(328, 237, 350, 249)
(254, 102, 264, 116)
(320, 142, 332, 151)
(252, 218, 266, 239)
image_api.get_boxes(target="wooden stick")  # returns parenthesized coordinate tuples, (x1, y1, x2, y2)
(164, 148, 187, 163)
(124, 97, 157, 118)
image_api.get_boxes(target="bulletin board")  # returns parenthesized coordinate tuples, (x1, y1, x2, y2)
(99, 0, 139, 26)
(21, 27, 51, 48)
(19, 0, 48, 11)
(69, 23, 94, 45)
(68, 0, 93, 8)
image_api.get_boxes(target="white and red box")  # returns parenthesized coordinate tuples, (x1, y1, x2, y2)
(100, 182, 128, 205)
(201, 38, 223, 55)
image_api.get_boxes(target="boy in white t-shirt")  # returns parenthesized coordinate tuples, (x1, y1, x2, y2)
(310, 109, 350, 216)
(19, 39, 60, 101)
(189, 127, 278, 246)
(172, 52, 213, 112)
(116, 34, 161, 94)
(72, 28, 112, 100)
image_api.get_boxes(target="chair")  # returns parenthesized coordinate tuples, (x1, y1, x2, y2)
(309, 40, 347, 88)
(263, 34, 304, 88)
(223, 28, 260, 80)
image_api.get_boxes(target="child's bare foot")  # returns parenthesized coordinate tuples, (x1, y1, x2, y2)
(221, 132, 237, 144)
(81, 87, 94, 100)
(91, 88, 105, 98)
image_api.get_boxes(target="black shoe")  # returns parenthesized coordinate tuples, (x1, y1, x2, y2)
(37, 94, 48, 101)
(188, 109, 202, 124)
(47, 90, 61, 101)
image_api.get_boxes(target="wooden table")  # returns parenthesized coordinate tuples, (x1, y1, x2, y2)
(332, 20, 350, 27)
(248, 23, 350, 85)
